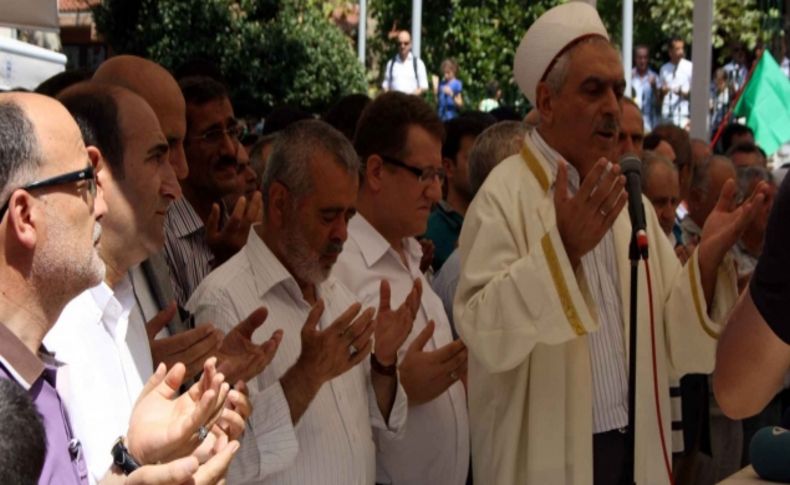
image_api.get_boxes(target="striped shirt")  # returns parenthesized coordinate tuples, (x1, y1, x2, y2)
(531, 130, 629, 433)
(163, 197, 214, 306)
(187, 227, 408, 484)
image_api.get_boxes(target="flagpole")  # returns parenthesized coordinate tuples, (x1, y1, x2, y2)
(710, 50, 764, 149)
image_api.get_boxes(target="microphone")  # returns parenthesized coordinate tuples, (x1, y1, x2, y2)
(619, 155, 648, 255)
(750, 426, 790, 482)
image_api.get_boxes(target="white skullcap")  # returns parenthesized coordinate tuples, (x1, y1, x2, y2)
(514, 1, 609, 106)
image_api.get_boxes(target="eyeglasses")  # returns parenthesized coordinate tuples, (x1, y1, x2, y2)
(0, 163, 97, 221)
(379, 155, 445, 184)
(189, 122, 245, 145)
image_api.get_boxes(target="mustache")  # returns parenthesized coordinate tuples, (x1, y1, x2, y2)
(214, 156, 238, 170)
(596, 116, 619, 134)
(323, 241, 344, 256)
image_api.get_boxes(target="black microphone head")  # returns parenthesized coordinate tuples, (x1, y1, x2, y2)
(619, 154, 642, 176)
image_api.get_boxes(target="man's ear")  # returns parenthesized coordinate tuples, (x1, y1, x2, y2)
(267, 181, 288, 228)
(535, 81, 554, 125)
(88, 146, 109, 190)
(6, 191, 38, 250)
(363, 155, 384, 192)
(442, 157, 455, 181)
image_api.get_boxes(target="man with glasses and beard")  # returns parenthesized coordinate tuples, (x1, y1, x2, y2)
(164, 76, 262, 307)
(188, 119, 419, 484)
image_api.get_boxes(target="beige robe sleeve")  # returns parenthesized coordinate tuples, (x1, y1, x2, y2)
(645, 198, 738, 377)
(454, 157, 599, 374)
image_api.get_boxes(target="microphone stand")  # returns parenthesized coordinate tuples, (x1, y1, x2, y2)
(625, 215, 648, 485)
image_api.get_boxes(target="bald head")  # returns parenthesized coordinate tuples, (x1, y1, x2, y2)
(94, 56, 188, 179)
(0, 93, 86, 197)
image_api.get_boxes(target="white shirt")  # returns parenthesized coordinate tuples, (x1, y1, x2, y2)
(44, 277, 154, 483)
(334, 214, 469, 485)
(187, 227, 407, 485)
(381, 52, 429, 94)
(531, 130, 628, 433)
(658, 58, 693, 125)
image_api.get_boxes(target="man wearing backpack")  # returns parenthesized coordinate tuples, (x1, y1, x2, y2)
(382, 30, 429, 96)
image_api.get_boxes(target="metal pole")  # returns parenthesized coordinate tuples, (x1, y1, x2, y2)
(357, 0, 366, 66)
(411, 0, 422, 59)
(690, 0, 714, 140)
(622, 0, 633, 96)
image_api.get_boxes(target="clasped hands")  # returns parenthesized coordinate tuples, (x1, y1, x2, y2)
(116, 358, 239, 484)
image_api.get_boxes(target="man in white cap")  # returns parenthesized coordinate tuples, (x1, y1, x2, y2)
(454, 3, 767, 484)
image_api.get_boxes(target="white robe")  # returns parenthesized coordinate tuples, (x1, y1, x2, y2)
(454, 132, 737, 485)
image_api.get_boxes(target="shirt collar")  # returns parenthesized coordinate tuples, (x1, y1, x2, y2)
(348, 213, 423, 269)
(529, 128, 581, 192)
(244, 226, 299, 299)
(0, 323, 46, 390)
(87, 277, 135, 339)
(167, 197, 205, 238)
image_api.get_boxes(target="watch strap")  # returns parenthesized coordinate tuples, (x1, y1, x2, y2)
(111, 436, 140, 475)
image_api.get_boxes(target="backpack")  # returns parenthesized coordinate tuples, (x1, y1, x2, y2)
(388, 54, 420, 90)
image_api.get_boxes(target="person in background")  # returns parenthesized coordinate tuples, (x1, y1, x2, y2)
(478, 80, 501, 112)
(435, 58, 464, 121)
(382, 30, 429, 95)
(631, 44, 658, 131)
(433, 120, 526, 332)
(727, 142, 765, 168)
(658, 36, 693, 128)
(617, 98, 645, 158)
(424, 116, 488, 272)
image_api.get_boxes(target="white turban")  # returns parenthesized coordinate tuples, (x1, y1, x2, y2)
(514, 1, 609, 106)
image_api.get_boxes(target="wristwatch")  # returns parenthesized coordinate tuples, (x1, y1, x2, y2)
(111, 436, 140, 475)
(370, 353, 397, 376)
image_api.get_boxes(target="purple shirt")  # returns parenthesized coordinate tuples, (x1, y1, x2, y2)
(0, 324, 89, 485)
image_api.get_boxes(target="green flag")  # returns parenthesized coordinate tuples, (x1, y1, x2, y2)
(733, 52, 790, 155)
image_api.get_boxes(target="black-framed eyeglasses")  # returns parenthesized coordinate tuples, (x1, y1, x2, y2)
(379, 154, 446, 184)
(0, 164, 96, 221)
(188, 122, 245, 146)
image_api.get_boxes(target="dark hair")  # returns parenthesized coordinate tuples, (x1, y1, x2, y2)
(58, 84, 126, 178)
(179, 76, 229, 107)
(643, 132, 664, 151)
(650, 124, 691, 170)
(34, 69, 92, 98)
(354, 91, 444, 169)
(720, 123, 754, 154)
(489, 106, 521, 122)
(485, 80, 499, 98)
(668, 36, 684, 47)
(0, 379, 47, 484)
(0, 101, 43, 201)
(323, 94, 371, 142)
(726, 141, 761, 158)
(263, 105, 314, 137)
(442, 115, 490, 162)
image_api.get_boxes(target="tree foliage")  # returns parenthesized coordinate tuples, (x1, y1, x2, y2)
(93, 0, 366, 115)
(368, 0, 781, 111)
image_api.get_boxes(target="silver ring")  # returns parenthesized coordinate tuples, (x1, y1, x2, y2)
(450, 371, 458, 380)
(349, 344, 358, 355)
(197, 425, 209, 442)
